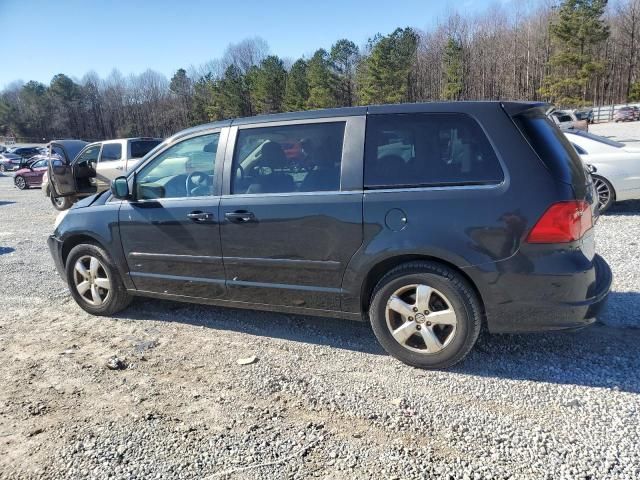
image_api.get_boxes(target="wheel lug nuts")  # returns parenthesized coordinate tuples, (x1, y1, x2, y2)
(413, 307, 418, 312)
(424, 310, 429, 315)
(416, 325, 421, 330)
(408, 317, 413, 321)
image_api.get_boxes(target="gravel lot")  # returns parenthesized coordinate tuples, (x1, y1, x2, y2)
(0, 169, 639, 479)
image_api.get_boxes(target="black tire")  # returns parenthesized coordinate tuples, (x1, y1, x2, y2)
(65, 243, 132, 316)
(50, 192, 73, 211)
(369, 261, 482, 369)
(593, 175, 615, 213)
(14, 175, 27, 190)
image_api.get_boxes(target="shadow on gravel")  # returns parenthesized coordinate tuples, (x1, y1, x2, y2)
(0, 201, 16, 206)
(464, 324, 640, 394)
(117, 296, 640, 392)
(604, 199, 640, 216)
(117, 299, 386, 355)
(598, 291, 640, 329)
(0, 247, 15, 255)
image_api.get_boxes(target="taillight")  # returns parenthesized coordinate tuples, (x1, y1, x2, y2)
(526, 201, 593, 243)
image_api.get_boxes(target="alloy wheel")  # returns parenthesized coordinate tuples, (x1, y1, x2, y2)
(385, 284, 457, 354)
(73, 255, 111, 306)
(593, 177, 612, 211)
(15, 176, 26, 189)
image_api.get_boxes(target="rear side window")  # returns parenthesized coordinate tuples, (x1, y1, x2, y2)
(364, 113, 503, 189)
(513, 109, 586, 186)
(131, 140, 162, 159)
(231, 122, 345, 194)
(100, 143, 122, 162)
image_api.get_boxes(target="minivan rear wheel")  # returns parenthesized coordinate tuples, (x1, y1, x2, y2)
(65, 243, 132, 315)
(369, 262, 482, 369)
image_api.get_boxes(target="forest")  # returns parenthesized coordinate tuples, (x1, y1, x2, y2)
(1, 0, 639, 142)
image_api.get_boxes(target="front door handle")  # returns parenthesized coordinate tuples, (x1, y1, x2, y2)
(225, 211, 256, 223)
(187, 211, 214, 222)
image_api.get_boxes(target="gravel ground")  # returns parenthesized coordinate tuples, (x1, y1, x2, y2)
(0, 173, 639, 480)
(590, 121, 640, 143)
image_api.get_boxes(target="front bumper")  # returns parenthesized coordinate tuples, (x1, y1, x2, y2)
(48, 235, 66, 283)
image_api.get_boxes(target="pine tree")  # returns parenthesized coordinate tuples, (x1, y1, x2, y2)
(539, 0, 609, 106)
(251, 55, 287, 114)
(442, 37, 464, 100)
(306, 49, 339, 109)
(330, 39, 359, 106)
(219, 65, 252, 118)
(357, 28, 418, 105)
(284, 59, 309, 111)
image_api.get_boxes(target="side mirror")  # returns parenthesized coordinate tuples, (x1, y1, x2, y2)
(111, 176, 130, 200)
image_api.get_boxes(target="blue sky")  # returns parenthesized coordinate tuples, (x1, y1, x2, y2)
(1, 0, 510, 89)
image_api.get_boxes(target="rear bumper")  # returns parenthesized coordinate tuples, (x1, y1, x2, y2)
(472, 253, 612, 334)
(48, 235, 67, 283)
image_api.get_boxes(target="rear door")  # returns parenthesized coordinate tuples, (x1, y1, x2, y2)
(118, 129, 227, 299)
(219, 117, 365, 311)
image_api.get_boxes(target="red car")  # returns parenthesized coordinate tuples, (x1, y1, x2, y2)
(13, 157, 49, 190)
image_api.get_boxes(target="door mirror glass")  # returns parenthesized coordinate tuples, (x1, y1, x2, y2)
(111, 176, 130, 199)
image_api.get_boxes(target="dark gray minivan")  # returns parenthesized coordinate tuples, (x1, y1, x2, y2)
(48, 102, 612, 368)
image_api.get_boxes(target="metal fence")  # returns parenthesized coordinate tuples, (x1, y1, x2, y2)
(591, 103, 640, 123)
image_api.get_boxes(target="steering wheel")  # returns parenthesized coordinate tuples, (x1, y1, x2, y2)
(185, 171, 212, 197)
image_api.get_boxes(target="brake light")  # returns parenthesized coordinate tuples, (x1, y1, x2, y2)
(526, 201, 592, 243)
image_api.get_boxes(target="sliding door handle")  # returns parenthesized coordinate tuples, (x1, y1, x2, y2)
(225, 211, 256, 223)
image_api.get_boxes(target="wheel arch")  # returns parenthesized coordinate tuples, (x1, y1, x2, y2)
(61, 234, 105, 267)
(359, 254, 486, 320)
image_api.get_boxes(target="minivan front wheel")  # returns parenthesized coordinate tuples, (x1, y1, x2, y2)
(65, 243, 132, 315)
(50, 192, 72, 211)
(369, 262, 482, 369)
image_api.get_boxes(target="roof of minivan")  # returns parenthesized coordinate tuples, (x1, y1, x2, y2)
(169, 101, 548, 142)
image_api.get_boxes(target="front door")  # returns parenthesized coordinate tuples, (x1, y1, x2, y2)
(219, 118, 364, 312)
(50, 144, 101, 196)
(118, 130, 226, 299)
(95, 142, 126, 192)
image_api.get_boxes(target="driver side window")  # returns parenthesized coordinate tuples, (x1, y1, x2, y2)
(136, 133, 219, 200)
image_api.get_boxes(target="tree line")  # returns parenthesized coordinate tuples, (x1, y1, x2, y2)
(1, 0, 639, 142)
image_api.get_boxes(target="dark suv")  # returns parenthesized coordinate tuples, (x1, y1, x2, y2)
(48, 102, 612, 369)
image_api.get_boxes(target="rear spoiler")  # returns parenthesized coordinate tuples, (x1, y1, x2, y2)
(500, 102, 551, 117)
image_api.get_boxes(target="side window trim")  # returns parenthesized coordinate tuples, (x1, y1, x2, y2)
(126, 129, 227, 202)
(363, 112, 505, 191)
(221, 117, 364, 196)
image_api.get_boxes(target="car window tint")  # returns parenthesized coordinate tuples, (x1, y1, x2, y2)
(100, 143, 122, 162)
(135, 133, 219, 200)
(364, 113, 503, 189)
(231, 122, 345, 194)
(131, 139, 162, 159)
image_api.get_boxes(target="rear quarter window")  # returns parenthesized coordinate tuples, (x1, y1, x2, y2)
(513, 109, 586, 187)
(364, 113, 503, 189)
